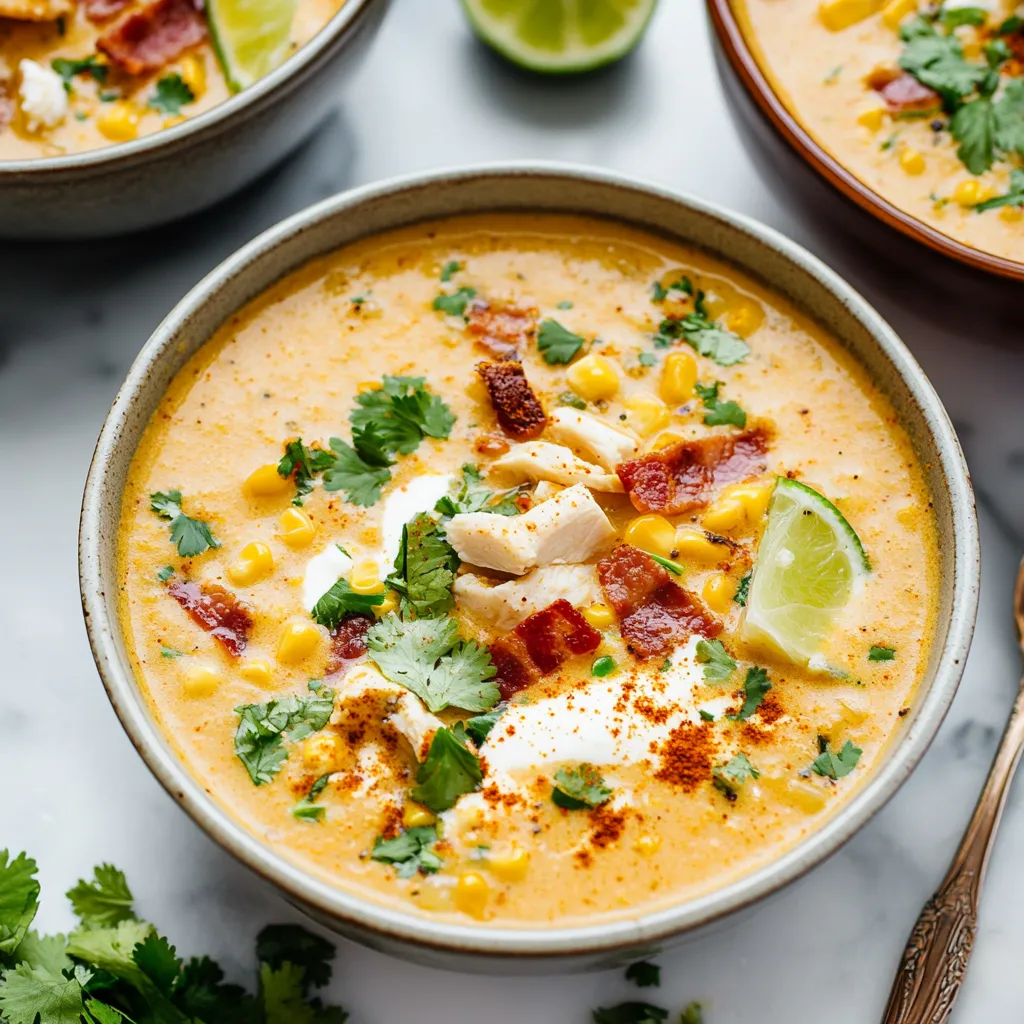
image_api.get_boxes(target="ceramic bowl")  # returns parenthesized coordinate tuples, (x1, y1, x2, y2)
(706, 0, 1024, 284)
(0, 0, 388, 240)
(79, 163, 980, 972)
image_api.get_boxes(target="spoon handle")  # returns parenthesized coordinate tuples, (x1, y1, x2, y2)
(881, 682, 1024, 1024)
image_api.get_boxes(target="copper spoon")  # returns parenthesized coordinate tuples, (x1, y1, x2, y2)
(881, 556, 1024, 1023)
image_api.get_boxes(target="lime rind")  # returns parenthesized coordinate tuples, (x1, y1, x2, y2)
(460, 0, 659, 75)
(207, 0, 298, 92)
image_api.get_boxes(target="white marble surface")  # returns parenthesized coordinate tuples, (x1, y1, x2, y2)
(3, 1, 1024, 1020)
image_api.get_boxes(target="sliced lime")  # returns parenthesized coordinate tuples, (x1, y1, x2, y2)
(207, 0, 298, 92)
(741, 478, 870, 666)
(460, 0, 658, 75)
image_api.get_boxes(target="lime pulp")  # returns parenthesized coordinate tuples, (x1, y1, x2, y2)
(207, 0, 298, 92)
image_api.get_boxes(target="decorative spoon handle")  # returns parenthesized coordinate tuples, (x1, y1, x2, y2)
(881, 682, 1024, 1024)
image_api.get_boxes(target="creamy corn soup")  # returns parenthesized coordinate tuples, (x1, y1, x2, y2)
(735, 0, 1024, 263)
(0, 0, 345, 160)
(117, 214, 939, 926)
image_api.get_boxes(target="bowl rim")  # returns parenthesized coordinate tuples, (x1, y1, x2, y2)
(0, 0, 382, 177)
(705, 0, 1024, 284)
(79, 161, 980, 960)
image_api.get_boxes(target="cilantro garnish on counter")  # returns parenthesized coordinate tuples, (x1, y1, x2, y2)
(387, 513, 461, 619)
(537, 318, 585, 364)
(727, 666, 771, 721)
(435, 464, 521, 518)
(593, 1001, 704, 1024)
(695, 639, 737, 682)
(869, 644, 897, 662)
(411, 725, 483, 812)
(695, 381, 747, 428)
(371, 826, 443, 877)
(551, 764, 612, 810)
(148, 73, 194, 115)
(149, 490, 220, 558)
(312, 579, 384, 631)
(712, 752, 760, 800)
(625, 961, 660, 988)
(811, 737, 863, 780)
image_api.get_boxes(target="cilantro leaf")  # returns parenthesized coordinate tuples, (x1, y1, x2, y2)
(233, 691, 335, 785)
(292, 774, 331, 823)
(311, 579, 383, 631)
(537, 319, 585, 364)
(350, 375, 456, 454)
(278, 439, 336, 504)
(0, 850, 39, 960)
(672, 314, 750, 365)
(869, 644, 896, 662)
(148, 73, 194, 115)
(712, 752, 760, 799)
(899, 30, 986, 102)
(551, 764, 612, 810)
(65, 918, 153, 992)
(256, 925, 335, 992)
(66, 864, 135, 930)
(150, 490, 220, 558)
(439, 260, 461, 282)
(727, 666, 771, 721)
(432, 286, 477, 316)
(976, 168, 1024, 211)
(592, 1002, 669, 1024)
(695, 380, 747, 427)
(132, 932, 181, 996)
(85, 999, 126, 1024)
(14, 932, 71, 976)
(942, 6, 987, 30)
(951, 97, 997, 174)
(812, 738, 863, 779)
(321, 438, 391, 507)
(695, 638, 737, 682)
(733, 571, 751, 606)
(387, 513, 460, 618)
(371, 826, 443, 878)
(410, 727, 483, 812)
(625, 961, 660, 988)
(464, 705, 505, 746)
(994, 80, 1024, 158)
(156, 565, 175, 582)
(0, 961, 88, 1024)
(557, 390, 587, 410)
(680, 1004, 705, 1024)
(51, 55, 107, 88)
(435, 464, 521, 519)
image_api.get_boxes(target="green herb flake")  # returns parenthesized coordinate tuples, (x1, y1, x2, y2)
(159, 646, 186, 659)
(51, 55, 108, 88)
(637, 352, 658, 367)
(824, 63, 843, 84)
(371, 826, 443, 877)
(311, 578, 384, 631)
(147, 73, 194, 115)
(625, 961, 661, 988)
(556, 300, 574, 309)
(411, 726, 483, 812)
(726, 666, 771, 721)
(712, 752, 760, 799)
(464, 705, 506, 746)
(699, 709, 715, 722)
(155, 565, 175, 582)
(660, 313, 751, 365)
(386, 513, 461, 619)
(976, 168, 1024, 212)
(869, 644, 897, 662)
(557, 390, 588, 410)
(811, 738, 863, 780)
(432, 286, 477, 317)
(592, 1003, 669, 1024)
(537, 318, 585, 364)
(733, 571, 752, 607)
(695, 380, 747, 428)
(435, 463, 521, 519)
(695, 638, 738, 682)
(645, 551, 684, 575)
(149, 490, 220, 558)
(439, 260, 461, 282)
(552, 764, 612, 810)
(292, 773, 331, 823)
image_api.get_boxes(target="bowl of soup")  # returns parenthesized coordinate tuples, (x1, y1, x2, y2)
(707, 0, 1024, 281)
(0, 0, 387, 238)
(80, 163, 979, 970)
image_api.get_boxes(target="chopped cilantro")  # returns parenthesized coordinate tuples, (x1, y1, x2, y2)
(591, 656, 617, 677)
(464, 704, 506, 746)
(733, 571, 752, 606)
(321, 437, 392, 507)
(695, 638, 737, 682)
(727, 666, 771, 721)
(880, 131, 902, 152)
(439, 260, 461, 282)
(680, 1004, 705, 1024)
(537, 318, 585, 364)
(292, 773, 331, 823)
(0, 851, 40, 959)
(660, 658, 673, 672)
(311, 578, 384, 631)
(349, 375, 456, 455)
(869, 644, 897, 662)
(699, 709, 715, 722)
(551, 764, 612, 810)
(592, 1003, 669, 1024)
(651, 275, 697, 305)
(432, 286, 477, 316)
(277, 437, 336, 503)
(977, 168, 1024, 211)
(386, 513, 461, 618)
(812, 738, 863, 779)
(695, 381, 747, 428)
(155, 565, 175, 582)
(951, 95, 998, 174)
(435, 463, 521, 519)
(712, 752, 760, 799)
(625, 961, 660, 988)
(159, 646, 185, 659)
(657, 314, 750, 365)
(411, 726, 483, 812)
(941, 6, 987, 30)
(149, 490, 220, 558)
(637, 351, 658, 368)
(557, 300, 574, 309)
(999, 14, 1023, 34)
(148, 73, 194, 115)
(372, 826, 443, 877)
(557, 390, 588, 410)
(899, 24, 986, 103)
(51, 55, 108, 88)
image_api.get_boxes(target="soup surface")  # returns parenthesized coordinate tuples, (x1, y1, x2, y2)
(734, 0, 1024, 264)
(118, 214, 939, 927)
(0, 0, 344, 160)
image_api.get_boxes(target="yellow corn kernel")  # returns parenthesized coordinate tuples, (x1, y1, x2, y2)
(162, 115, 187, 130)
(402, 803, 436, 829)
(182, 664, 222, 699)
(818, 0, 883, 32)
(279, 507, 315, 548)
(701, 497, 745, 534)
(881, 0, 917, 29)
(227, 541, 274, 586)
(652, 431, 686, 450)
(453, 872, 490, 919)
(178, 53, 206, 98)
(239, 659, 273, 687)
(674, 527, 726, 564)
(582, 602, 616, 630)
(786, 778, 829, 814)
(349, 560, 385, 595)
(374, 590, 400, 619)
(245, 463, 291, 498)
(565, 353, 620, 402)
(727, 480, 776, 523)
(623, 393, 670, 437)
(302, 731, 343, 774)
(659, 351, 698, 405)
(357, 380, 380, 393)
(702, 574, 734, 613)
(857, 106, 887, 132)
(1000, 205, 1024, 223)
(414, 883, 454, 912)
(633, 833, 661, 856)
(953, 180, 982, 207)
(896, 504, 919, 527)
(623, 514, 676, 559)
(899, 148, 926, 176)
(96, 101, 140, 142)
(724, 300, 765, 339)
(277, 619, 321, 664)
(486, 848, 530, 883)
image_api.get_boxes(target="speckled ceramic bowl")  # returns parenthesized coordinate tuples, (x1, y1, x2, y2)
(0, 0, 388, 240)
(79, 164, 980, 972)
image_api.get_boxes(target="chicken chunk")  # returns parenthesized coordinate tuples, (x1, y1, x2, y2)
(547, 408, 640, 471)
(0, 0, 73, 20)
(455, 565, 602, 630)
(492, 440, 623, 492)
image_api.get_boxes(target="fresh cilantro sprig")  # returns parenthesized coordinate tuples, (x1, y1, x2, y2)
(464, 705, 505, 745)
(51, 55, 107, 89)
(148, 73, 194, 115)
(149, 490, 220, 558)
(292, 774, 331, 823)
(277, 438, 337, 505)
(432, 286, 477, 317)
(712, 752, 760, 800)
(410, 725, 483, 812)
(311, 579, 384, 631)
(371, 826, 443, 877)
(551, 764, 612, 810)
(0, 851, 40, 960)
(592, 1003, 669, 1024)
(655, 314, 750, 366)
(435, 464, 521, 519)
(537, 319, 585, 364)
(66, 865, 135, 930)
(811, 738, 863, 780)
(386, 513, 461, 619)
(733, 571, 752, 606)
(350, 375, 456, 455)
(695, 639, 737, 682)
(869, 644, 897, 662)
(321, 437, 393, 507)
(727, 666, 771, 721)
(695, 381, 747, 428)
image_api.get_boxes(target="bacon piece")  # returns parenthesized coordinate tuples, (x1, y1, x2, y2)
(489, 599, 601, 699)
(874, 72, 941, 115)
(85, 0, 131, 21)
(466, 299, 537, 361)
(617, 429, 770, 515)
(98, 0, 207, 76)
(168, 580, 252, 657)
(477, 361, 548, 441)
(598, 546, 720, 659)
(326, 615, 373, 675)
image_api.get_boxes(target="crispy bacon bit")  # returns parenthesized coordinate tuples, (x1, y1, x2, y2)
(598, 546, 720, 659)
(474, 433, 511, 457)
(875, 72, 941, 115)
(326, 615, 373, 675)
(489, 599, 601, 699)
(466, 299, 537, 360)
(85, 0, 131, 21)
(168, 580, 252, 657)
(617, 429, 770, 515)
(98, 0, 207, 75)
(477, 361, 548, 440)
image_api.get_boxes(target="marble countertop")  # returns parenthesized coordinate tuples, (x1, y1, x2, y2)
(3, 1, 1024, 1020)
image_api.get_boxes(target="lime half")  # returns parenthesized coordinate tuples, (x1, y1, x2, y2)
(741, 478, 870, 665)
(207, 0, 298, 92)
(460, 0, 659, 74)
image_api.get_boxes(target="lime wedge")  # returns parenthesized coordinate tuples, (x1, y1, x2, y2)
(207, 0, 298, 92)
(741, 478, 870, 665)
(460, 0, 658, 74)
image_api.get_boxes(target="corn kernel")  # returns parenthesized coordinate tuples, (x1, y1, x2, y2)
(486, 848, 530, 883)
(624, 514, 676, 559)
(786, 778, 829, 814)
(178, 53, 206, 98)
(182, 664, 222, 698)
(349, 560, 385, 595)
(239, 659, 273, 687)
(96, 101, 140, 142)
(701, 497, 745, 533)
(162, 115, 187, 130)
(582, 602, 616, 630)
(633, 834, 661, 856)
(953, 180, 983, 207)
(659, 351, 698, 405)
(896, 504, 919, 527)
(726, 480, 776, 523)
(652, 431, 686, 450)
(724, 300, 765, 339)
(227, 541, 274, 586)
(857, 107, 887, 132)
(881, 0, 917, 29)
(277, 619, 322, 664)
(374, 590, 400, 619)
(245, 463, 291, 498)
(414, 883, 454, 911)
(302, 731, 343, 774)
(1000, 205, 1024, 223)
(899, 148, 926, 176)
(675, 527, 726, 564)
(453, 872, 490, 919)
(818, 0, 883, 32)
(702, 574, 734, 613)
(279, 507, 315, 548)
(402, 803, 436, 829)
(623, 393, 670, 437)
(565, 354, 620, 402)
